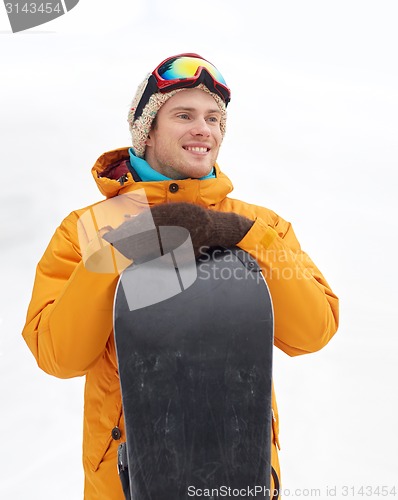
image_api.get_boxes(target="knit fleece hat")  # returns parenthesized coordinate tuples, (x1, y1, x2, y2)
(127, 78, 227, 159)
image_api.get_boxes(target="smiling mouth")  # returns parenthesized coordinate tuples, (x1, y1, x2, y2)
(183, 146, 210, 153)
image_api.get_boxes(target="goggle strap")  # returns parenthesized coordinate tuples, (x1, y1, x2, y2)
(133, 75, 159, 121)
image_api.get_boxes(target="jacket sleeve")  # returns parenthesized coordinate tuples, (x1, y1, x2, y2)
(237, 215, 339, 356)
(22, 212, 120, 379)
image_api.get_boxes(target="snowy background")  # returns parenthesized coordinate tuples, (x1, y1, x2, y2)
(1, 0, 397, 498)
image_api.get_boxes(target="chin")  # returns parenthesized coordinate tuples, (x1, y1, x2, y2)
(186, 165, 212, 179)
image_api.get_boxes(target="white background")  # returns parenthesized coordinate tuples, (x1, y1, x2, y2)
(1, 1, 397, 498)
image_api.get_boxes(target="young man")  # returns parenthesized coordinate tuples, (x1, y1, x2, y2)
(22, 53, 339, 499)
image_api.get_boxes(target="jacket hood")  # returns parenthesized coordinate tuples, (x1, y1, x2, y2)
(91, 147, 234, 207)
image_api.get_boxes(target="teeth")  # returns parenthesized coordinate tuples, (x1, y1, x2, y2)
(185, 146, 208, 152)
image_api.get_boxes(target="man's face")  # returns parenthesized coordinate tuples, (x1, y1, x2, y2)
(144, 89, 223, 179)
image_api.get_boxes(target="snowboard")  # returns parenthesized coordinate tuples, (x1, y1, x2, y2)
(114, 246, 274, 500)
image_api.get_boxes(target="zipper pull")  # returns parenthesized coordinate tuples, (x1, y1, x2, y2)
(118, 173, 129, 186)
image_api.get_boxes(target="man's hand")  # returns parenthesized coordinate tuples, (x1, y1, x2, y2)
(102, 202, 254, 262)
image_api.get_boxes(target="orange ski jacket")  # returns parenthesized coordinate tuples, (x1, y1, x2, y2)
(22, 148, 339, 499)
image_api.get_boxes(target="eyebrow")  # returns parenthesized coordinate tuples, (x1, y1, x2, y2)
(168, 106, 222, 115)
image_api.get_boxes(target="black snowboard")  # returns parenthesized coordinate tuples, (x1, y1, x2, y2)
(114, 246, 274, 500)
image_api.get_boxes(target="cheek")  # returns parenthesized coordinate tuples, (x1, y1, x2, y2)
(213, 124, 223, 141)
(159, 125, 184, 145)
(213, 130, 223, 146)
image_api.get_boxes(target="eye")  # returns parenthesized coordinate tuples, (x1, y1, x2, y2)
(207, 116, 220, 123)
(177, 113, 190, 120)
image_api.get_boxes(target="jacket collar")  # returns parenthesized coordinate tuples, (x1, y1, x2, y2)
(91, 147, 234, 207)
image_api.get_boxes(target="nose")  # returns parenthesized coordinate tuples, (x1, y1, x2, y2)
(190, 118, 211, 137)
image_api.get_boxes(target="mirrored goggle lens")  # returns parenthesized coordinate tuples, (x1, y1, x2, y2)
(156, 56, 228, 86)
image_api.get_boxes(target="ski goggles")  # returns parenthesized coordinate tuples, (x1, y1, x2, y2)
(133, 53, 231, 121)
